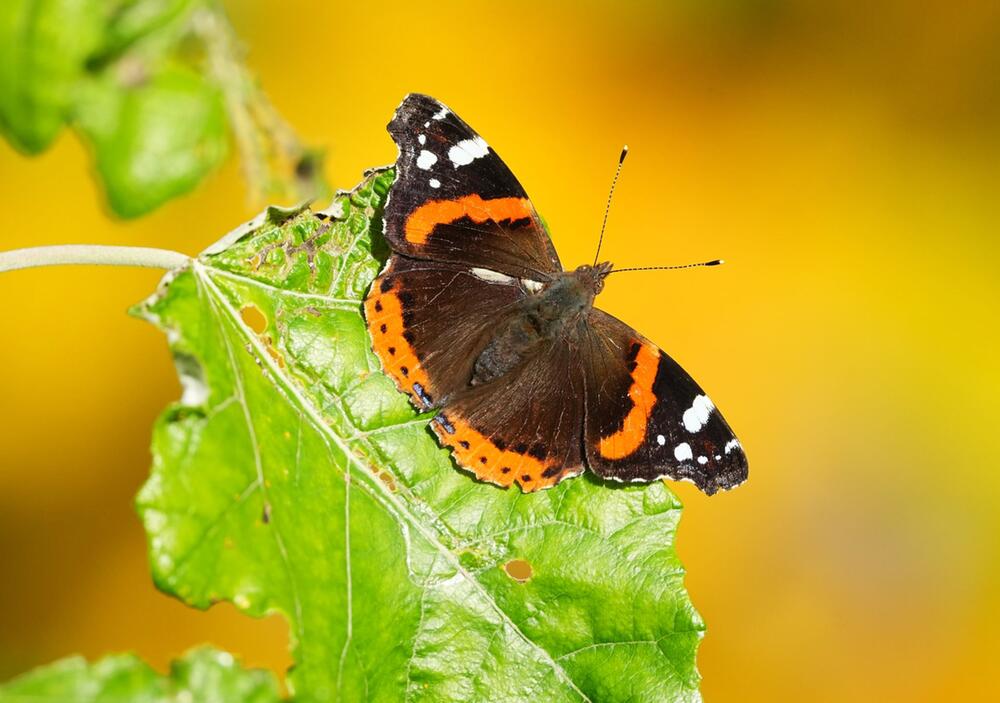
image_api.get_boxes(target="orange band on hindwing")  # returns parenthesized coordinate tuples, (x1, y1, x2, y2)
(432, 414, 577, 492)
(404, 195, 532, 245)
(597, 342, 660, 460)
(364, 277, 435, 406)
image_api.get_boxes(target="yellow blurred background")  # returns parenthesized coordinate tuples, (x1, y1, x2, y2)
(2, 0, 999, 700)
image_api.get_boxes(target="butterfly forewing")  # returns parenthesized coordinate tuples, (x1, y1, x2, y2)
(384, 93, 562, 280)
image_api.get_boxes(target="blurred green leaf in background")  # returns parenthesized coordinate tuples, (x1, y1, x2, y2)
(74, 64, 228, 218)
(0, 647, 282, 703)
(0, 0, 106, 154)
(0, 0, 323, 218)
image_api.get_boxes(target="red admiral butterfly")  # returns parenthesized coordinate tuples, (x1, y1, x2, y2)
(364, 94, 748, 495)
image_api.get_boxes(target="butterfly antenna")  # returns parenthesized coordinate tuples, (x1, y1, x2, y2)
(608, 259, 724, 274)
(593, 145, 628, 265)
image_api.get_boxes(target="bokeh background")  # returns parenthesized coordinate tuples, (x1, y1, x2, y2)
(2, 1, 999, 700)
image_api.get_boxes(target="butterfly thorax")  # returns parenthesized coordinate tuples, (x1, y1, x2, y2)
(470, 262, 612, 386)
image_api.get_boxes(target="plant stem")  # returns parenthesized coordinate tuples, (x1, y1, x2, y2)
(192, 3, 328, 206)
(0, 245, 190, 273)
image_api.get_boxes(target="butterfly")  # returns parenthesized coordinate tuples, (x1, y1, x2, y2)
(363, 94, 748, 495)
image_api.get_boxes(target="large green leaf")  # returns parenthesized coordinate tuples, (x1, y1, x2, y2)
(132, 168, 704, 702)
(0, 647, 280, 702)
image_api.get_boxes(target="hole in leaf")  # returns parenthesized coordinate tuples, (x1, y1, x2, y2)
(240, 305, 267, 333)
(503, 559, 533, 582)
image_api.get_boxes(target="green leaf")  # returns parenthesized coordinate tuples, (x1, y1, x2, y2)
(98, 0, 201, 64)
(0, 0, 107, 153)
(132, 168, 704, 702)
(0, 647, 281, 703)
(73, 63, 228, 218)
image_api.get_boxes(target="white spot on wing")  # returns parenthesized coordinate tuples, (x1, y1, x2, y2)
(674, 442, 693, 462)
(470, 267, 516, 285)
(656, 434, 666, 446)
(725, 439, 742, 454)
(418, 134, 426, 145)
(448, 137, 490, 167)
(433, 106, 449, 120)
(521, 279, 544, 294)
(429, 178, 441, 188)
(682, 394, 715, 433)
(416, 150, 437, 170)
(697, 456, 708, 465)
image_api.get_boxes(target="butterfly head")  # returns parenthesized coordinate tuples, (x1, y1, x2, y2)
(573, 261, 614, 296)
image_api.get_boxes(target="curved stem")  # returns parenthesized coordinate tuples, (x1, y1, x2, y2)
(193, 4, 327, 206)
(0, 245, 190, 273)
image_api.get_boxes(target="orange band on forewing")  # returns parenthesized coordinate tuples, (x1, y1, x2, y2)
(404, 195, 532, 244)
(597, 342, 660, 460)
(364, 279, 434, 404)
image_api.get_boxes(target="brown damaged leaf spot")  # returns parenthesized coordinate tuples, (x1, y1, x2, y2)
(240, 305, 267, 334)
(250, 242, 282, 271)
(261, 335, 286, 368)
(369, 463, 398, 492)
(503, 559, 533, 583)
(377, 471, 397, 492)
(284, 222, 331, 275)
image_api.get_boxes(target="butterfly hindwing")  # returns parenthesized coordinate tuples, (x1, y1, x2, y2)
(435, 337, 585, 491)
(581, 309, 748, 495)
(365, 254, 586, 491)
(384, 93, 562, 280)
(364, 257, 527, 409)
